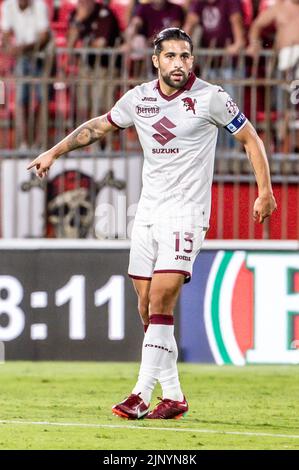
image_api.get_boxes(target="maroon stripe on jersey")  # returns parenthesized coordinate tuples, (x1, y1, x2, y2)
(128, 274, 152, 280)
(154, 269, 191, 277)
(184, 72, 196, 91)
(107, 112, 125, 130)
(155, 72, 196, 101)
(150, 314, 174, 325)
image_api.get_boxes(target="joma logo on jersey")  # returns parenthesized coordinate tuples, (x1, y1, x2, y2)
(136, 105, 160, 118)
(152, 117, 176, 146)
(182, 97, 197, 115)
(142, 97, 157, 102)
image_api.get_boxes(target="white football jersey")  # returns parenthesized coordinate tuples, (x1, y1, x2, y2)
(107, 72, 247, 227)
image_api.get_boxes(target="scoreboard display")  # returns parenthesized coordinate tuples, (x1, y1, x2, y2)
(0, 243, 145, 360)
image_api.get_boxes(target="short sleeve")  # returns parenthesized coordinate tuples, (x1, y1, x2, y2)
(1, 2, 13, 32)
(209, 86, 247, 135)
(189, 0, 201, 16)
(107, 89, 134, 129)
(228, 0, 243, 16)
(36, 1, 49, 33)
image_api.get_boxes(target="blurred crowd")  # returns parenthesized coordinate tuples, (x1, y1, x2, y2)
(2, 1, 299, 61)
(2, 0, 299, 66)
(0, 0, 299, 149)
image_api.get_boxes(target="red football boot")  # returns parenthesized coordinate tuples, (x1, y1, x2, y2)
(112, 393, 150, 419)
(146, 396, 188, 419)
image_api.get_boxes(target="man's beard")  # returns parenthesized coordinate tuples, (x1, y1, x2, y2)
(161, 70, 189, 90)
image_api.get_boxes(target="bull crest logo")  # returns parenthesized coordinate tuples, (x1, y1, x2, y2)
(182, 97, 197, 115)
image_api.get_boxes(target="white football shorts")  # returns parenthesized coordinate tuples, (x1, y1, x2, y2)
(128, 219, 207, 284)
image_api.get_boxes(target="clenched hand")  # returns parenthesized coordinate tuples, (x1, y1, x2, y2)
(253, 193, 277, 223)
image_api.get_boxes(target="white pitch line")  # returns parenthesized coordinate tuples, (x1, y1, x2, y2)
(0, 420, 299, 440)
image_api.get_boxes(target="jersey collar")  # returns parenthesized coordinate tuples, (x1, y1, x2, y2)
(155, 72, 196, 101)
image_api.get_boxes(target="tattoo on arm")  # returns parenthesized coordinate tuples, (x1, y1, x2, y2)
(54, 115, 110, 157)
(67, 115, 111, 151)
(67, 125, 99, 151)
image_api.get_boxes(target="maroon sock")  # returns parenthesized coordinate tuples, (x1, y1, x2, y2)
(149, 314, 174, 325)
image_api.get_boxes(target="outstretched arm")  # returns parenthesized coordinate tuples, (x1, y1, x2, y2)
(27, 114, 117, 177)
(233, 121, 277, 223)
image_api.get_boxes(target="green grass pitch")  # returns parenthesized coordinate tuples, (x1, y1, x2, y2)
(0, 362, 298, 450)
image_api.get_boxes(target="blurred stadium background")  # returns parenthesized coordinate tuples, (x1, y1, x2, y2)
(0, 0, 298, 450)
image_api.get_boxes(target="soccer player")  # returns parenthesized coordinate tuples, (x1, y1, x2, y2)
(27, 28, 277, 420)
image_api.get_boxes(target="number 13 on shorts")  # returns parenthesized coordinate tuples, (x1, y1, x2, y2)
(173, 231, 194, 254)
